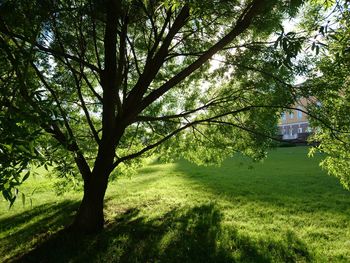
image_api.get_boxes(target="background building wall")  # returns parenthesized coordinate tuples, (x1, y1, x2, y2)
(278, 98, 312, 140)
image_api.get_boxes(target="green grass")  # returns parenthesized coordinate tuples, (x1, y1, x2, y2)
(1, 147, 350, 262)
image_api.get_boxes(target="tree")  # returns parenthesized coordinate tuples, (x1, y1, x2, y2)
(0, 0, 305, 233)
(301, 0, 350, 189)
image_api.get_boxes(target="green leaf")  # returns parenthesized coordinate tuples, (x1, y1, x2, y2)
(311, 42, 316, 51)
(329, 34, 338, 41)
(2, 190, 11, 201)
(319, 26, 324, 36)
(22, 171, 30, 183)
(4, 181, 10, 190)
(21, 192, 26, 207)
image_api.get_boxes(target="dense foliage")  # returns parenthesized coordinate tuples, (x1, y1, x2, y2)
(304, 1, 350, 189)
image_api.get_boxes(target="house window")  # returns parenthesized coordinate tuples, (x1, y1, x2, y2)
(298, 127, 303, 133)
(282, 112, 286, 122)
(297, 107, 302, 119)
(289, 112, 294, 119)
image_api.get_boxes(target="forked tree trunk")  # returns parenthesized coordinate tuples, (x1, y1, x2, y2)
(71, 172, 109, 233)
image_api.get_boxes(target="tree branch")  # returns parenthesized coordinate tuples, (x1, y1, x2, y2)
(124, 5, 190, 114)
(112, 105, 257, 167)
(134, 93, 241, 123)
(126, 35, 141, 76)
(138, 0, 266, 113)
(89, 0, 102, 71)
(30, 62, 76, 142)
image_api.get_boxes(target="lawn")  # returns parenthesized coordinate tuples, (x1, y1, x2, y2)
(1, 147, 350, 262)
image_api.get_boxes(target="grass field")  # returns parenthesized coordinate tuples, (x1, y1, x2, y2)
(1, 147, 350, 262)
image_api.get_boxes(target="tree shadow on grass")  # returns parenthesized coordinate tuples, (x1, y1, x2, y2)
(13, 203, 313, 263)
(170, 159, 350, 217)
(0, 200, 80, 262)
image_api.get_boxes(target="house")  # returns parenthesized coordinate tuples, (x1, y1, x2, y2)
(278, 97, 312, 141)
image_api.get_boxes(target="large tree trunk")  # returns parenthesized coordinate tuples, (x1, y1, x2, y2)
(71, 172, 109, 233)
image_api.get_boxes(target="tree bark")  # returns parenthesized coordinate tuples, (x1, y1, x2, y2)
(71, 172, 109, 233)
